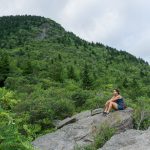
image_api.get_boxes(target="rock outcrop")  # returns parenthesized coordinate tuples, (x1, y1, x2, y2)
(32, 108, 133, 150)
(98, 127, 150, 150)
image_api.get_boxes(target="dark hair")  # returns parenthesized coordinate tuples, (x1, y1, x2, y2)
(114, 89, 120, 94)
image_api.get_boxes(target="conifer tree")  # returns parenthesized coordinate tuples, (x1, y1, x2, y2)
(0, 50, 10, 87)
(81, 64, 93, 89)
(67, 65, 76, 80)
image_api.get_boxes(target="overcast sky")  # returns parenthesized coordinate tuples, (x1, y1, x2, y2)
(0, 0, 150, 64)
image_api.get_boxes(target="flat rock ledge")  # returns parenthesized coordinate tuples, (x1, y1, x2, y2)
(32, 107, 133, 150)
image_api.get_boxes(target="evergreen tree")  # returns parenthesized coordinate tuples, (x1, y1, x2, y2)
(81, 64, 93, 90)
(50, 62, 64, 82)
(58, 53, 62, 61)
(67, 65, 76, 80)
(0, 50, 10, 87)
(23, 61, 33, 75)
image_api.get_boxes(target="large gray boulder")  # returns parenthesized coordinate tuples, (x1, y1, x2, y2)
(98, 127, 150, 150)
(32, 108, 133, 150)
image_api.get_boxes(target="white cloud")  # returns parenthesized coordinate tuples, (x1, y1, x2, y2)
(0, 0, 150, 63)
(58, 0, 150, 63)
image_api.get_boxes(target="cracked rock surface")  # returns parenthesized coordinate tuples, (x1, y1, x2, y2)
(32, 108, 133, 150)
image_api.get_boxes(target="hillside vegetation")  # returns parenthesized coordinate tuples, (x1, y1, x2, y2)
(0, 15, 149, 150)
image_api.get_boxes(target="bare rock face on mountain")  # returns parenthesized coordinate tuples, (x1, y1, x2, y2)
(98, 127, 150, 150)
(32, 108, 133, 150)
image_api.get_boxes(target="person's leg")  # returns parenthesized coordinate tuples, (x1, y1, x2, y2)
(106, 102, 118, 113)
(103, 102, 110, 112)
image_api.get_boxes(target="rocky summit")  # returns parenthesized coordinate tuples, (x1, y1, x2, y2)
(32, 108, 133, 150)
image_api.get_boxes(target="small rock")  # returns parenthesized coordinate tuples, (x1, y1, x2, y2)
(91, 108, 103, 116)
(56, 116, 76, 129)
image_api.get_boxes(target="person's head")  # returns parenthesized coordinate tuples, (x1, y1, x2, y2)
(113, 89, 120, 96)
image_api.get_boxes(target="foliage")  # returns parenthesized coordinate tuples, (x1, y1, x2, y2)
(0, 50, 10, 87)
(0, 88, 34, 150)
(130, 97, 150, 130)
(71, 89, 90, 108)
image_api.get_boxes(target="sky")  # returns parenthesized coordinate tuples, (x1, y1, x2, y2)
(0, 0, 150, 64)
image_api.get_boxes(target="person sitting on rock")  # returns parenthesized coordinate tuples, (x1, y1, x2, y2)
(103, 89, 126, 116)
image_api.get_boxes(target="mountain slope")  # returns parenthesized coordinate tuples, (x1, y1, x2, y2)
(0, 15, 149, 90)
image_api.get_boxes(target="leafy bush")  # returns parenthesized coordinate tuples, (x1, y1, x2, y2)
(52, 98, 75, 119)
(71, 90, 91, 108)
(132, 97, 150, 130)
(0, 88, 34, 150)
(0, 88, 19, 110)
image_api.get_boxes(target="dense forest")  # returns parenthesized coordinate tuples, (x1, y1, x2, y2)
(0, 15, 150, 150)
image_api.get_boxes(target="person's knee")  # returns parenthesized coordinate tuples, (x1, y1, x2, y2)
(111, 102, 116, 105)
(109, 102, 113, 105)
(105, 102, 109, 106)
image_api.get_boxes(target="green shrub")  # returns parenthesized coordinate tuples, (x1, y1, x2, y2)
(0, 88, 34, 150)
(126, 96, 150, 130)
(71, 90, 90, 108)
(75, 124, 116, 150)
(52, 98, 75, 119)
(93, 124, 116, 148)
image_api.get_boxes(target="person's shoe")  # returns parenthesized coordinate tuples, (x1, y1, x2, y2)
(103, 112, 109, 116)
(103, 112, 107, 116)
(105, 112, 109, 116)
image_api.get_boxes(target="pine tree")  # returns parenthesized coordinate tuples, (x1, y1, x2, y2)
(67, 65, 76, 80)
(50, 62, 64, 82)
(0, 50, 10, 87)
(23, 61, 33, 75)
(81, 64, 93, 90)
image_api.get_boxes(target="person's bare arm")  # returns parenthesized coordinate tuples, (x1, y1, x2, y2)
(110, 95, 121, 102)
(105, 96, 115, 105)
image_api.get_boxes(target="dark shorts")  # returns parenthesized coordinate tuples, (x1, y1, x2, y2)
(116, 98, 126, 110)
(117, 104, 124, 110)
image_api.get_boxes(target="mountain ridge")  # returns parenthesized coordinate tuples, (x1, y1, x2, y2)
(0, 15, 148, 65)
